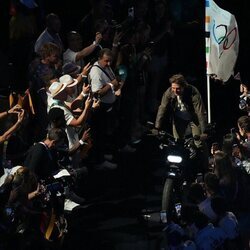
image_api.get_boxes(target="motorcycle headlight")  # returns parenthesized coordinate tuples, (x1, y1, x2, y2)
(167, 155, 183, 163)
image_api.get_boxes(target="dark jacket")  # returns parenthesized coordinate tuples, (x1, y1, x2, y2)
(155, 84, 207, 133)
(24, 143, 58, 180)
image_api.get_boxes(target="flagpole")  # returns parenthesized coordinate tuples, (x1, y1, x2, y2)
(205, 0, 211, 124)
(206, 74, 211, 123)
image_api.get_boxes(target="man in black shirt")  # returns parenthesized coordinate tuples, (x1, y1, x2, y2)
(24, 128, 65, 180)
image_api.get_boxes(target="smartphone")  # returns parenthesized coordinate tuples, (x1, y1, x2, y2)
(175, 203, 182, 217)
(128, 7, 134, 19)
(5, 207, 15, 218)
(160, 210, 167, 223)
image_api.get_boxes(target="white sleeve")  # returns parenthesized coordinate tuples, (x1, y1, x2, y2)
(34, 38, 43, 54)
(63, 49, 77, 64)
(63, 108, 74, 125)
(89, 67, 105, 92)
(49, 104, 74, 125)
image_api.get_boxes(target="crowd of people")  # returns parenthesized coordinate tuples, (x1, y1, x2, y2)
(0, 0, 250, 249)
(150, 74, 250, 249)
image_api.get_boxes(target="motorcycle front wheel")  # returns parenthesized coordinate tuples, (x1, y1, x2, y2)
(162, 178, 174, 211)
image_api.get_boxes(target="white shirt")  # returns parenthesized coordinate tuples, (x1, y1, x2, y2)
(47, 92, 54, 112)
(175, 95, 192, 121)
(49, 100, 78, 149)
(34, 28, 63, 54)
(89, 62, 116, 104)
(63, 48, 85, 68)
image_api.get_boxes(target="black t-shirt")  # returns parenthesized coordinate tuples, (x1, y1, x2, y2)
(24, 143, 58, 180)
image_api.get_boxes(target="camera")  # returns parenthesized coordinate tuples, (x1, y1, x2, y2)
(45, 181, 63, 193)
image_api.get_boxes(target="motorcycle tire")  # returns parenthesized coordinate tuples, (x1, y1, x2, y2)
(162, 178, 174, 211)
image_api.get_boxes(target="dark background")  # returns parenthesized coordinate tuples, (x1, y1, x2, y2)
(0, 1, 250, 249)
(0, 0, 249, 138)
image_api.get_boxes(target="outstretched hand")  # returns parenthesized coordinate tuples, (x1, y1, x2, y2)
(9, 104, 22, 114)
(85, 96, 93, 109)
(92, 99, 100, 109)
(82, 83, 90, 95)
(95, 32, 103, 44)
(81, 128, 91, 141)
(82, 62, 92, 76)
(17, 109, 25, 123)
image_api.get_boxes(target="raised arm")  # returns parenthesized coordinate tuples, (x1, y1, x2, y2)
(69, 96, 92, 127)
(75, 32, 102, 62)
(0, 109, 24, 144)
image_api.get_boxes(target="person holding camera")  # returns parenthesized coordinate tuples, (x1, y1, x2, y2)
(48, 80, 92, 149)
(236, 115, 250, 160)
(88, 48, 121, 169)
(239, 81, 250, 115)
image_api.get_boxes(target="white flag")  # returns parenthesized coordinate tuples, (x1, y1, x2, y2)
(205, 0, 239, 82)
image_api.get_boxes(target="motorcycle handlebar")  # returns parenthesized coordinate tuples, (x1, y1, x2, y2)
(147, 121, 214, 141)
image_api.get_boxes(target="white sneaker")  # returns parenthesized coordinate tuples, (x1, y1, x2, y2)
(119, 144, 136, 153)
(94, 160, 117, 170)
(104, 154, 114, 161)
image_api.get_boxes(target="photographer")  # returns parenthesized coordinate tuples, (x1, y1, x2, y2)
(88, 48, 121, 170)
(0, 166, 43, 249)
(48, 107, 91, 178)
(25, 127, 87, 205)
(48, 80, 93, 151)
(237, 115, 250, 159)
(239, 82, 250, 115)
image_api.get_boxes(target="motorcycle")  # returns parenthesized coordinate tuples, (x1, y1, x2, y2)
(154, 131, 208, 220)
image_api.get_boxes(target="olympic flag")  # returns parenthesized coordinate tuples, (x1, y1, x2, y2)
(205, 0, 239, 82)
(205, 0, 239, 122)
